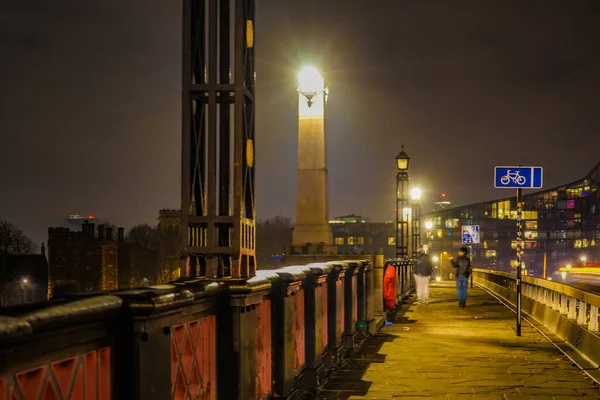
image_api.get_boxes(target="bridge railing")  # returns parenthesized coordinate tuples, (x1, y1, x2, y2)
(473, 269, 600, 375)
(0, 259, 377, 400)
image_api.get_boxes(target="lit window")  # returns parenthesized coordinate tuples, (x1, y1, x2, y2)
(334, 237, 344, 245)
(485, 250, 497, 258)
(357, 237, 365, 245)
(525, 221, 538, 230)
(437, 229, 443, 238)
(347, 237, 355, 245)
(388, 237, 395, 246)
(524, 231, 538, 240)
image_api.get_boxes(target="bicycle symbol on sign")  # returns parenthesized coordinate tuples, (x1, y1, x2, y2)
(500, 170, 526, 185)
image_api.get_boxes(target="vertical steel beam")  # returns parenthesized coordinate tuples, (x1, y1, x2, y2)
(182, 0, 256, 279)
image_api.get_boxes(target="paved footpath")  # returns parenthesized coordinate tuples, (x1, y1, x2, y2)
(316, 281, 600, 399)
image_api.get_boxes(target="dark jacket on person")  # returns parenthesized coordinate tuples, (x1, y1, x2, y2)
(451, 255, 471, 278)
(414, 253, 434, 277)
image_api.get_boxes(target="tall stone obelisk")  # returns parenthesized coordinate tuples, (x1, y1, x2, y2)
(291, 66, 335, 254)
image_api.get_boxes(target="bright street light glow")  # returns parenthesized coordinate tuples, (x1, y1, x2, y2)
(432, 256, 439, 262)
(410, 187, 422, 201)
(425, 220, 433, 230)
(22, 278, 28, 284)
(561, 271, 567, 280)
(435, 277, 441, 282)
(581, 256, 587, 262)
(298, 66, 324, 95)
(402, 207, 411, 218)
(566, 264, 572, 269)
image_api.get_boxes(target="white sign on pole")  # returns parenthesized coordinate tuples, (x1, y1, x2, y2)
(461, 225, 480, 244)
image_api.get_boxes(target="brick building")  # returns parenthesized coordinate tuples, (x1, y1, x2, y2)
(47, 222, 119, 297)
(157, 209, 183, 282)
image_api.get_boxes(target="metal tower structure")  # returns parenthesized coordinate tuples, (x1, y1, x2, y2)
(181, 0, 256, 278)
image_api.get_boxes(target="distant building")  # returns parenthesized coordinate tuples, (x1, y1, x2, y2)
(330, 214, 395, 258)
(433, 193, 452, 212)
(422, 162, 600, 279)
(157, 209, 183, 282)
(47, 222, 119, 297)
(62, 214, 100, 232)
(156, 210, 395, 263)
(0, 251, 48, 307)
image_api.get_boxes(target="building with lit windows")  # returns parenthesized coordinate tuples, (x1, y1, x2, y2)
(48, 222, 120, 296)
(422, 162, 600, 279)
(329, 214, 395, 258)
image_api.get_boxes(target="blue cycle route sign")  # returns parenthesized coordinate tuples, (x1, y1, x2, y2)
(461, 225, 480, 245)
(494, 166, 543, 189)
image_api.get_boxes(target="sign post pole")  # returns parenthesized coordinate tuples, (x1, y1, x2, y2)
(469, 245, 473, 288)
(494, 165, 543, 337)
(516, 188, 523, 337)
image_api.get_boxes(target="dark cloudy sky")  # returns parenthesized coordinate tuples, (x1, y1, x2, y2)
(1, 0, 599, 245)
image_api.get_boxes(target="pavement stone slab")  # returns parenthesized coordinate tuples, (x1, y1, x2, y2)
(315, 282, 600, 399)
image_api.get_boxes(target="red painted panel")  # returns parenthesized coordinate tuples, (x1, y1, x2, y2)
(255, 299, 272, 400)
(98, 348, 110, 400)
(51, 357, 77, 398)
(41, 379, 59, 400)
(352, 275, 358, 326)
(71, 368, 83, 400)
(16, 366, 45, 399)
(293, 290, 306, 371)
(336, 279, 345, 335)
(171, 315, 216, 400)
(0, 378, 6, 400)
(3, 347, 109, 400)
(84, 351, 97, 400)
(320, 285, 328, 348)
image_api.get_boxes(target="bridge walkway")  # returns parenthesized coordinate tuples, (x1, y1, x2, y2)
(316, 282, 600, 399)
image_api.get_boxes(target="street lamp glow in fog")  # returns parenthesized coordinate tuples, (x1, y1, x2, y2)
(410, 188, 422, 201)
(297, 66, 326, 117)
(425, 220, 433, 230)
(298, 66, 324, 96)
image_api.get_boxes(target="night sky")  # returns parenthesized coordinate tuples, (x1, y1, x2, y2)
(1, 0, 599, 246)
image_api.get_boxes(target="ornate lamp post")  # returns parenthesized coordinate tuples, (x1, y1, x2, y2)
(395, 146, 410, 259)
(410, 187, 422, 256)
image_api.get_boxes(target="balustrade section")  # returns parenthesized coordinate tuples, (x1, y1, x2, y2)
(0, 260, 376, 400)
(473, 269, 600, 378)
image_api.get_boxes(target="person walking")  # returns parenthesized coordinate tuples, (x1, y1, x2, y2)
(449, 247, 472, 307)
(414, 245, 435, 304)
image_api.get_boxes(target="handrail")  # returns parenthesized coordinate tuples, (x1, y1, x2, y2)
(475, 268, 600, 308)
(474, 268, 600, 335)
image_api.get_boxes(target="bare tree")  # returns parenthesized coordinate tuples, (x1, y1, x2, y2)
(156, 256, 182, 284)
(127, 224, 159, 251)
(0, 220, 36, 306)
(0, 220, 36, 255)
(256, 216, 293, 260)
